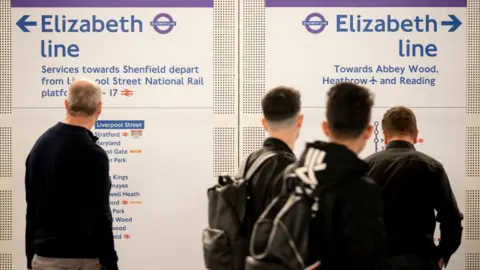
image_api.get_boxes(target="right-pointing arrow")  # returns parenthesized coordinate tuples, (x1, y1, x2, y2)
(441, 14, 462, 32)
(16, 15, 37, 32)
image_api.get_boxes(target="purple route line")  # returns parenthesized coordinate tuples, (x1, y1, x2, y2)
(265, 0, 466, 7)
(11, 0, 213, 8)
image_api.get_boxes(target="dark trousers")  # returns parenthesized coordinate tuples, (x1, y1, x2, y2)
(386, 255, 439, 270)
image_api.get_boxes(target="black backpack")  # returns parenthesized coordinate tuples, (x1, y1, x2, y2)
(245, 148, 335, 270)
(202, 151, 277, 270)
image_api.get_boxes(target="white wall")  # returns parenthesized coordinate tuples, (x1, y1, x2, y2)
(1, 0, 478, 269)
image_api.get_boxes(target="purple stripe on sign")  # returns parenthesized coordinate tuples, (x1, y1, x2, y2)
(11, 0, 213, 8)
(265, 0, 466, 7)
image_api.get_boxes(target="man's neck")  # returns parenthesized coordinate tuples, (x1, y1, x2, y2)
(268, 132, 295, 150)
(387, 136, 414, 144)
(64, 115, 94, 130)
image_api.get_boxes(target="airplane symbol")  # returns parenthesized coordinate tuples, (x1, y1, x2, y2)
(121, 89, 134, 97)
(369, 77, 378, 85)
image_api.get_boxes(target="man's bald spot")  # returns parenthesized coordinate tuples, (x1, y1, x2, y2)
(69, 79, 99, 93)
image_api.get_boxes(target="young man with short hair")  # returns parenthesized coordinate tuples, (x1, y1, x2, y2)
(365, 106, 463, 270)
(244, 86, 304, 225)
(202, 86, 303, 270)
(289, 82, 387, 270)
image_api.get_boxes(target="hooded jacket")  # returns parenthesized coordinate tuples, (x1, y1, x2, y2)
(294, 141, 388, 270)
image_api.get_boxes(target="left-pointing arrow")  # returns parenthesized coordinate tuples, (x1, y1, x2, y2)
(17, 15, 37, 32)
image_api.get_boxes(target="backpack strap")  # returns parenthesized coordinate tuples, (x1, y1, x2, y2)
(244, 151, 277, 180)
(235, 154, 250, 180)
(235, 151, 277, 181)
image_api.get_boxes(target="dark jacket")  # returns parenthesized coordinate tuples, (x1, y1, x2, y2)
(364, 140, 463, 266)
(244, 137, 296, 228)
(25, 122, 118, 269)
(296, 141, 387, 270)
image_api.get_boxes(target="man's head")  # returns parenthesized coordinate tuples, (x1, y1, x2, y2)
(322, 82, 374, 154)
(64, 79, 103, 126)
(381, 106, 418, 144)
(261, 86, 303, 149)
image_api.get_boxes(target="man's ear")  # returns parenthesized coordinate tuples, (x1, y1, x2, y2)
(413, 129, 419, 144)
(321, 121, 330, 138)
(297, 114, 304, 128)
(261, 118, 268, 132)
(364, 125, 373, 140)
(64, 99, 68, 110)
(97, 101, 103, 115)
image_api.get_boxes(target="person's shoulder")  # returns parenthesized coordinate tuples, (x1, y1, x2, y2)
(342, 174, 381, 197)
(30, 125, 59, 146)
(251, 146, 295, 164)
(72, 139, 109, 163)
(364, 150, 388, 163)
(264, 148, 296, 170)
(276, 150, 296, 163)
(413, 150, 443, 170)
(245, 149, 295, 185)
(340, 175, 382, 209)
(28, 126, 67, 159)
(86, 143, 109, 160)
(258, 151, 295, 174)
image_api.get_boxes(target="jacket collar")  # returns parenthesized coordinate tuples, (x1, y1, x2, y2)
(386, 140, 415, 150)
(297, 141, 369, 183)
(264, 137, 293, 154)
(50, 122, 99, 142)
(311, 141, 368, 171)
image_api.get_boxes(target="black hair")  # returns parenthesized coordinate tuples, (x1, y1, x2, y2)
(326, 82, 374, 139)
(262, 86, 301, 122)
